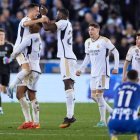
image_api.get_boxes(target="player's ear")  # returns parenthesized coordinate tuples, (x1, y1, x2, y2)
(136, 77, 139, 83)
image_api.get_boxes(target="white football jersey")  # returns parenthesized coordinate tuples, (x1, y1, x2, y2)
(14, 16, 31, 48)
(126, 46, 140, 76)
(85, 36, 115, 77)
(55, 19, 77, 60)
(15, 33, 42, 73)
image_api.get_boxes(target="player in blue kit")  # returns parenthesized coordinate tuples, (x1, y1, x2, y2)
(108, 70, 140, 140)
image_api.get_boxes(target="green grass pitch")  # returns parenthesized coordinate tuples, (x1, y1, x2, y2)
(0, 103, 135, 140)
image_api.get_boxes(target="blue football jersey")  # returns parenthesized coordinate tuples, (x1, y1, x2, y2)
(111, 82, 140, 120)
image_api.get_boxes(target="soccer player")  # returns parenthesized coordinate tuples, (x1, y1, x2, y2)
(0, 28, 13, 114)
(7, 3, 48, 97)
(43, 8, 77, 128)
(11, 23, 42, 129)
(122, 33, 140, 82)
(76, 23, 119, 127)
(108, 70, 140, 140)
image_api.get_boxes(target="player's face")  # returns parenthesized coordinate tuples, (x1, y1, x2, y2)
(136, 36, 140, 47)
(88, 26, 99, 39)
(56, 11, 63, 21)
(0, 31, 5, 45)
(30, 6, 40, 19)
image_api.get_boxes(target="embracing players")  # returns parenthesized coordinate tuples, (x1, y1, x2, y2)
(7, 3, 48, 97)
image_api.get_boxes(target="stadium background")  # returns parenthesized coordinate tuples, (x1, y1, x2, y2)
(0, 0, 138, 102)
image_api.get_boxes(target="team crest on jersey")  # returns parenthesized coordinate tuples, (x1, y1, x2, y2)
(97, 45, 100, 48)
(135, 49, 139, 56)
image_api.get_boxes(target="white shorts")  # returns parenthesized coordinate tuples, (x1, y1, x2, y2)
(60, 58, 77, 80)
(21, 71, 40, 92)
(90, 75, 110, 90)
(16, 53, 29, 66)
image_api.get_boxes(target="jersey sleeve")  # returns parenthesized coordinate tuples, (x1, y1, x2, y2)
(55, 20, 68, 30)
(104, 38, 115, 51)
(84, 40, 89, 54)
(21, 17, 31, 27)
(125, 48, 133, 62)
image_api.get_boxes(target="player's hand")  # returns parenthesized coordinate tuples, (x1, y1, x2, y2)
(3, 57, 12, 64)
(112, 69, 118, 74)
(10, 53, 16, 60)
(76, 70, 81, 76)
(122, 76, 127, 82)
(40, 5, 48, 15)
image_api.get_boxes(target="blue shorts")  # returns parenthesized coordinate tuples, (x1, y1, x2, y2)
(108, 118, 140, 135)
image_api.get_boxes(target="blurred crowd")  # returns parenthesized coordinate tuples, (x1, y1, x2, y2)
(0, 0, 140, 60)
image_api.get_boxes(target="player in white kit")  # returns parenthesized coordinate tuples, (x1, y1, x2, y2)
(122, 33, 140, 83)
(11, 23, 42, 129)
(43, 8, 77, 128)
(7, 3, 48, 97)
(76, 23, 119, 127)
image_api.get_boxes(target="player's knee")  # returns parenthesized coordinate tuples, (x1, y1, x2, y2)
(63, 79, 74, 91)
(22, 69, 31, 76)
(28, 91, 36, 101)
(21, 63, 31, 71)
(91, 91, 96, 100)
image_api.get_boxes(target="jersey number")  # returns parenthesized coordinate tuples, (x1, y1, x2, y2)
(118, 90, 133, 107)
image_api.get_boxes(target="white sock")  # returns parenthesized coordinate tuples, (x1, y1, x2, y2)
(103, 98, 113, 113)
(31, 99, 39, 124)
(97, 95, 106, 123)
(10, 69, 30, 89)
(19, 97, 32, 122)
(65, 89, 75, 119)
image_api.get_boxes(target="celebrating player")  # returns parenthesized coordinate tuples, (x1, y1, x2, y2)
(11, 23, 42, 129)
(7, 3, 48, 97)
(122, 33, 140, 83)
(108, 70, 140, 140)
(43, 8, 77, 128)
(0, 28, 13, 114)
(76, 23, 119, 127)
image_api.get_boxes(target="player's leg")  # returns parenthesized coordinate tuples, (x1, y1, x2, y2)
(103, 76, 113, 113)
(16, 85, 33, 129)
(7, 61, 31, 98)
(28, 90, 40, 129)
(7, 38, 32, 97)
(27, 71, 40, 129)
(90, 77, 106, 127)
(59, 58, 76, 128)
(0, 73, 10, 114)
(59, 79, 76, 128)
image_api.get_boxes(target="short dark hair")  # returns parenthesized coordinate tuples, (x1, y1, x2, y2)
(0, 28, 5, 32)
(136, 33, 140, 37)
(58, 8, 69, 17)
(127, 70, 138, 81)
(89, 22, 100, 29)
(27, 3, 39, 10)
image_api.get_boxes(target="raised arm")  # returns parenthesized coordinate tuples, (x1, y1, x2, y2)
(23, 16, 49, 27)
(43, 22, 57, 32)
